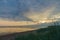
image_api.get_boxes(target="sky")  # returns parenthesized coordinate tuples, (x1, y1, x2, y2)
(0, 0, 60, 26)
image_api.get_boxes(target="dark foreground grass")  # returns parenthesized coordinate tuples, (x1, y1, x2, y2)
(15, 25, 60, 40)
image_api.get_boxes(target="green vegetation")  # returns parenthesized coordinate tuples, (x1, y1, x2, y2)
(15, 25, 60, 40)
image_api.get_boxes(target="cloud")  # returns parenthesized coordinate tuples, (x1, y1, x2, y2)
(0, 0, 60, 26)
(0, 0, 60, 22)
(24, 5, 56, 21)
